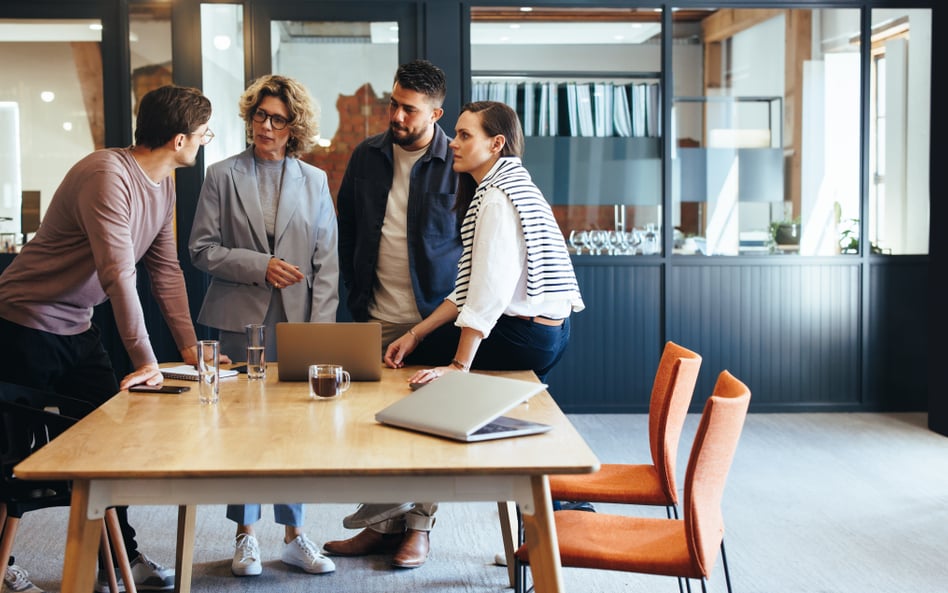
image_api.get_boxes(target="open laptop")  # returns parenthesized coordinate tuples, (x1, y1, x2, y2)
(375, 371, 552, 442)
(275, 322, 382, 381)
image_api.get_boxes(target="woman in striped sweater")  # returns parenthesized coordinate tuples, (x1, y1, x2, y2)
(384, 101, 584, 385)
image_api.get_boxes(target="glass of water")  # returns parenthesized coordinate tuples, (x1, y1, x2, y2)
(245, 324, 266, 380)
(197, 340, 220, 404)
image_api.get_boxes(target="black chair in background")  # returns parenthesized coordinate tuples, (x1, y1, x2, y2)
(0, 381, 134, 593)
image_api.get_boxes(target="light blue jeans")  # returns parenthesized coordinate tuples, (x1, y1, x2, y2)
(226, 504, 303, 527)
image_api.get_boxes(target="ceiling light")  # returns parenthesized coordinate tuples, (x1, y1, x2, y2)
(40, 91, 55, 103)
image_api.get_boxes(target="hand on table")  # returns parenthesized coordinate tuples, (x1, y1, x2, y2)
(120, 362, 163, 390)
(407, 365, 458, 386)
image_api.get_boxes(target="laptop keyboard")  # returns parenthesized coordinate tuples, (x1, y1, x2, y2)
(472, 416, 542, 435)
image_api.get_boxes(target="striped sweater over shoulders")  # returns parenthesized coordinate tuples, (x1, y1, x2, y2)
(454, 157, 584, 312)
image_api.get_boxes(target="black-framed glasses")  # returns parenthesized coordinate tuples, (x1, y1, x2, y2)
(191, 128, 215, 145)
(252, 109, 290, 130)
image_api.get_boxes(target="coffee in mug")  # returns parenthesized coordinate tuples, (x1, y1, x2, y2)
(309, 364, 351, 399)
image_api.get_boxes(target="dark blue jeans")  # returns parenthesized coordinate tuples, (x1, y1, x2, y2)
(0, 316, 141, 563)
(471, 315, 571, 382)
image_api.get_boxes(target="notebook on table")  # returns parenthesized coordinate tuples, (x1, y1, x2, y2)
(160, 365, 239, 381)
(275, 322, 382, 381)
(374, 371, 552, 442)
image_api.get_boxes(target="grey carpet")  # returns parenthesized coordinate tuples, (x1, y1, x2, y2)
(8, 412, 948, 593)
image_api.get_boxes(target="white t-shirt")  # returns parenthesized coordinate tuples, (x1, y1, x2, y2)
(368, 143, 427, 323)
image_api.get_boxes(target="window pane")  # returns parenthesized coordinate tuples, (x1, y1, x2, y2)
(271, 20, 399, 201)
(868, 9, 930, 255)
(201, 3, 245, 169)
(130, 3, 172, 139)
(672, 8, 861, 256)
(0, 19, 102, 248)
(471, 6, 664, 256)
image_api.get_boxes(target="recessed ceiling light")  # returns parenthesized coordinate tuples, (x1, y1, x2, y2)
(63, 122, 73, 132)
(40, 91, 55, 103)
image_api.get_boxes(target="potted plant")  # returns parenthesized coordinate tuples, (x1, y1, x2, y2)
(770, 217, 801, 246)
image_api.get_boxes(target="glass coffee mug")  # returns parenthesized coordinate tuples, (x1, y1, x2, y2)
(309, 364, 351, 399)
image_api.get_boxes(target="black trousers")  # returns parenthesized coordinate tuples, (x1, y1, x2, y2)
(0, 316, 141, 563)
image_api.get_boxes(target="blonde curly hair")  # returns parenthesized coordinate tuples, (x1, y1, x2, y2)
(238, 75, 319, 158)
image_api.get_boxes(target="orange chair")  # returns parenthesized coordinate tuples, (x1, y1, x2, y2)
(549, 341, 702, 514)
(503, 342, 701, 587)
(516, 370, 751, 593)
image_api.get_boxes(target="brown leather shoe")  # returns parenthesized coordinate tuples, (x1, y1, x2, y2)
(322, 528, 404, 557)
(392, 528, 430, 568)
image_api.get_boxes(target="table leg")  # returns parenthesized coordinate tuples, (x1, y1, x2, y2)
(174, 505, 197, 593)
(61, 480, 101, 593)
(521, 475, 564, 593)
(497, 501, 519, 587)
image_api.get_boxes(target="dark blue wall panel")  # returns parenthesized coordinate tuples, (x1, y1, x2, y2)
(669, 262, 862, 411)
(545, 260, 662, 412)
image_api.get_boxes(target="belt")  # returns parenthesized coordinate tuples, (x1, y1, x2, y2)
(513, 315, 565, 327)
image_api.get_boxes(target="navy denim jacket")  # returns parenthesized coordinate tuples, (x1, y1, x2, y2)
(337, 124, 461, 321)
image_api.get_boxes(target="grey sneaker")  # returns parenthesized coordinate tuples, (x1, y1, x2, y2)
(342, 503, 415, 529)
(281, 534, 335, 574)
(231, 533, 262, 577)
(95, 553, 174, 592)
(129, 554, 174, 591)
(3, 564, 45, 593)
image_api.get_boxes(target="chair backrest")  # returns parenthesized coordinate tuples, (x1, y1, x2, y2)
(648, 341, 702, 503)
(0, 382, 91, 488)
(682, 370, 751, 578)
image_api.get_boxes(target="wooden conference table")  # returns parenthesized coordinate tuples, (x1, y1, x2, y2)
(15, 364, 600, 593)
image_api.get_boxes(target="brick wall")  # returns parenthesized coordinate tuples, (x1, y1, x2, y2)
(303, 82, 390, 206)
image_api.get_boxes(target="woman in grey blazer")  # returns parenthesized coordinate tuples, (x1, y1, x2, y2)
(189, 75, 338, 579)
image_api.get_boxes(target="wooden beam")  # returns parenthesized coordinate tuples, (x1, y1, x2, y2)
(71, 42, 105, 150)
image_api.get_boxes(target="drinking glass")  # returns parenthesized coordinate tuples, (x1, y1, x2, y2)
(245, 324, 266, 380)
(197, 340, 220, 404)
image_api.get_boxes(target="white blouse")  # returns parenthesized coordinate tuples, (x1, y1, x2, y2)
(448, 186, 572, 338)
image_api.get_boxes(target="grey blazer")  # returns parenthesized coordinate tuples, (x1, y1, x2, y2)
(189, 147, 339, 332)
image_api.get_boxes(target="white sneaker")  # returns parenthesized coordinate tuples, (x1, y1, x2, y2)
(3, 564, 45, 593)
(231, 533, 263, 577)
(281, 534, 335, 574)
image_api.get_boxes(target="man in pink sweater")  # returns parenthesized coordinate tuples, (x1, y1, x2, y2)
(0, 85, 213, 593)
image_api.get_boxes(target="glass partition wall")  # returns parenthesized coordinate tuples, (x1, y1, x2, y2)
(471, 6, 666, 255)
(470, 6, 931, 257)
(672, 7, 930, 256)
(0, 18, 103, 250)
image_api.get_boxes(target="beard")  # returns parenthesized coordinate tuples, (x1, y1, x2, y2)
(391, 123, 425, 148)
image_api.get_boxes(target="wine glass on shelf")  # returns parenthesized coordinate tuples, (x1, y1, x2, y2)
(568, 229, 588, 255)
(587, 229, 607, 255)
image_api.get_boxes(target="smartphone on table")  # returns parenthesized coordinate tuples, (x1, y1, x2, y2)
(129, 384, 190, 394)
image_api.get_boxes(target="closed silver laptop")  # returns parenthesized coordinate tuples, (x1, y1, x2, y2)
(375, 371, 552, 442)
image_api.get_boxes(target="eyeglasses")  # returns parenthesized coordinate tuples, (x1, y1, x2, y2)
(252, 109, 290, 130)
(191, 128, 215, 145)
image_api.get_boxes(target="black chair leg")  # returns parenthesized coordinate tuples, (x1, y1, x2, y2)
(720, 539, 733, 593)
